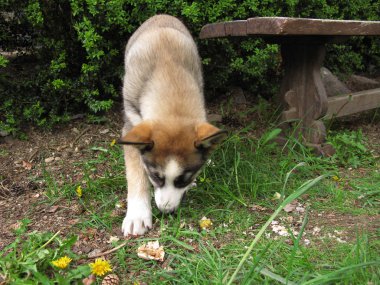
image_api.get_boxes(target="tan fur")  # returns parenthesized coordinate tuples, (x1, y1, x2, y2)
(120, 15, 225, 236)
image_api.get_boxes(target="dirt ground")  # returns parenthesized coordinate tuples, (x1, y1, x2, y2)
(0, 101, 379, 255)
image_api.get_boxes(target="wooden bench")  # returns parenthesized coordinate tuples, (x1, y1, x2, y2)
(200, 17, 380, 155)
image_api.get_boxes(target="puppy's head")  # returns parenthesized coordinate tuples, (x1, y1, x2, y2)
(119, 121, 226, 213)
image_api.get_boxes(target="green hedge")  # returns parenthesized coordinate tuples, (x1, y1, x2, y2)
(1, 0, 379, 133)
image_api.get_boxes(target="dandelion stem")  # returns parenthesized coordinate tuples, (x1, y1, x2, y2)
(24, 230, 61, 259)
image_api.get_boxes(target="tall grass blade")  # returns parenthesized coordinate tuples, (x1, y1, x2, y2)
(302, 260, 380, 284)
(226, 174, 328, 285)
(257, 267, 296, 285)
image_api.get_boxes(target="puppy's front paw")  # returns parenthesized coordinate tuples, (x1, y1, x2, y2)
(122, 198, 152, 236)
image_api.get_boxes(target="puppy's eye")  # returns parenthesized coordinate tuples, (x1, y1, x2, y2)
(151, 172, 165, 187)
(174, 171, 193, 188)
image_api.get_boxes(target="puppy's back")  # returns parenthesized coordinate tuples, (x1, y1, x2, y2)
(123, 15, 205, 124)
(126, 15, 192, 52)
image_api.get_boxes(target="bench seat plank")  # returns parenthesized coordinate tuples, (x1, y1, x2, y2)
(200, 17, 380, 39)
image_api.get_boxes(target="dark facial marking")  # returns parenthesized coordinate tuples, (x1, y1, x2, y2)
(142, 158, 165, 187)
(150, 171, 165, 187)
(174, 164, 203, 189)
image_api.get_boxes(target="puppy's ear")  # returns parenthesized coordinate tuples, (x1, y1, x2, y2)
(118, 122, 154, 152)
(195, 123, 227, 149)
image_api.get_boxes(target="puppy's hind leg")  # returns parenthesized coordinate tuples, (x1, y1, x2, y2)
(122, 143, 152, 236)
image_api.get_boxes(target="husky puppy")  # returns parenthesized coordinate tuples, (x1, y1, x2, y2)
(119, 15, 226, 236)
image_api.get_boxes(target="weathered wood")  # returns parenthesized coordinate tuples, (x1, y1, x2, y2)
(325, 88, 380, 118)
(282, 90, 298, 120)
(280, 44, 328, 145)
(200, 21, 248, 38)
(199, 16, 380, 153)
(200, 17, 380, 39)
(283, 88, 380, 119)
(225, 20, 247, 36)
(199, 22, 227, 38)
(247, 17, 380, 36)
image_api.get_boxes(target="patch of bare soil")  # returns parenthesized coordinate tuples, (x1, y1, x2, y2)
(306, 211, 380, 244)
(0, 110, 125, 252)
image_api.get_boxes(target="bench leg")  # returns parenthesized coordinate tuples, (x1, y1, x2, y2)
(280, 43, 334, 156)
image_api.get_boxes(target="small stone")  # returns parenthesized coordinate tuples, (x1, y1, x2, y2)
(71, 114, 85, 120)
(320, 67, 351, 97)
(312, 226, 321, 236)
(207, 114, 223, 123)
(231, 87, 247, 105)
(0, 130, 9, 137)
(54, 157, 61, 161)
(347, 74, 380, 91)
(99, 129, 110, 134)
(45, 157, 55, 163)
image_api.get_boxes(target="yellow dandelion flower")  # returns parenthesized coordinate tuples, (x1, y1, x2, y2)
(76, 185, 82, 198)
(332, 175, 341, 182)
(199, 216, 213, 230)
(110, 139, 116, 147)
(89, 258, 112, 276)
(52, 256, 72, 269)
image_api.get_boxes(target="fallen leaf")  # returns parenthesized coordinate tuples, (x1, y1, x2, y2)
(137, 241, 165, 262)
(295, 206, 305, 213)
(9, 221, 22, 231)
(250, 204, 268, 211)
(107, 236, 120, 244)
(45, 157, 55, 163)
(283, 202, 297, 213)
(47, 205, 59, 213)
(88, 249, 102, 258)
(22, 160, 32, 170)
(82, 274, 96, 285)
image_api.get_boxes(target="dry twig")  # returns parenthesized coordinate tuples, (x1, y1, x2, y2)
(71, 126, 90, 146)
(87, 242, 128, 259)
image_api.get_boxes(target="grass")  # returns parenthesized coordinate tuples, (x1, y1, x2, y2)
(1, 119, 379, 284)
